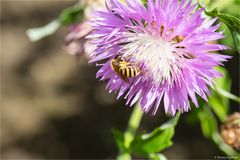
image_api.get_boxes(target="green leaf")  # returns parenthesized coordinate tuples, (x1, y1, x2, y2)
(208, 96, 229, 122)
(185, 108, 200, 125)
(112, 129, 125, 151)
(215, 67, 231, 91)
(229, 27, 240, 52)
(194, 104, 238, 156)
(131, 113, 180, 156)
(58, 5, 84, 25)
(208, 67, 240, 122)
(204, 8, 240, 51)
(132, 128, 174, 155)
(197, 105, 218, 138)
(235, 0, 240, 5)
(206, 9, 240, 27)
(196, 106, 239, 156)
(208, 67, 231, 122)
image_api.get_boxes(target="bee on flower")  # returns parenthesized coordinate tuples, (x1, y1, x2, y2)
(86, 0, 230, 115)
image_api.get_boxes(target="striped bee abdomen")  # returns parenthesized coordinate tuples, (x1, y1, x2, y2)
(110, 56, 141, 82)
(119, 66, 140, 78)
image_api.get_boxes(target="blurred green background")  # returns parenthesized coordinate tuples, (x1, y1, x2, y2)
(1, 0, 239, 159)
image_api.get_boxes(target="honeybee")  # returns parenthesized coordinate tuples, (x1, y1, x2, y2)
(111, 56, 141, 83)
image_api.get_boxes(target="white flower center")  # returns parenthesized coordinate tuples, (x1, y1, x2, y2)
(121, 33, 182, 85)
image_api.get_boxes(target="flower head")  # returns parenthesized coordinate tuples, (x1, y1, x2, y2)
(88, 0, 230, 115)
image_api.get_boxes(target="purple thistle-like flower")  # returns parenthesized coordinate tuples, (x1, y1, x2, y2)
(88, 0, 230, 115)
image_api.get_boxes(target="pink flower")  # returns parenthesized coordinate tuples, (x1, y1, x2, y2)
(87, 0, 230, 115)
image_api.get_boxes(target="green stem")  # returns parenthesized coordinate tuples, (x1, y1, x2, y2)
(117, 102, 143, 160)
(211, 132, 238, 156)
(215, 86, 240, 103)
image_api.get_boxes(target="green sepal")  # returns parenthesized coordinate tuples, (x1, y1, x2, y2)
(58, 5, 84, 25)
